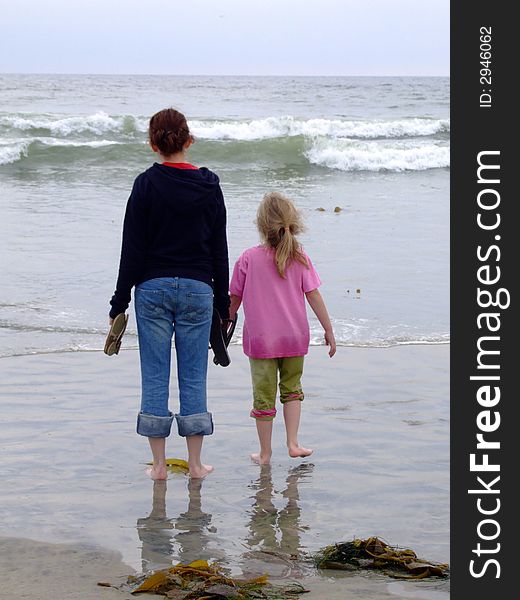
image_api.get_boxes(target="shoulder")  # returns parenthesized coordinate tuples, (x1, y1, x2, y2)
(198, 167, 225, 206)
(245, 245, 271, 259)
(125, 172, 151, 210)
(195, 166, 222, 194)
(298, 246, 314, 266)
(198, 166, 221, 184)
(298, 244, 311, 259)
(133, 169, 152, 193)
(235, 245, 262, 264)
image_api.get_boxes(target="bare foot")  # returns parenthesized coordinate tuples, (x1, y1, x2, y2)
(250, 452, 272, 465)
(189, 464, 214, 479)
(288, 446, 313, 458)
(146, 465, 168, 480)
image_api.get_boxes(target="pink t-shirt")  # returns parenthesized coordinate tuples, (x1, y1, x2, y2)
(230, 245, 321, 359)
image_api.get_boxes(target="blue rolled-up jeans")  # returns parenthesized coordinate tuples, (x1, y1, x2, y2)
(134, 277, 214, 438)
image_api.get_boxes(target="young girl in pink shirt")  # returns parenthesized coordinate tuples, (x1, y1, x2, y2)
(229, 192, 336, 465)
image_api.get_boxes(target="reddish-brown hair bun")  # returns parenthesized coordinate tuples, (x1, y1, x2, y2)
(149, 108, 191, 156)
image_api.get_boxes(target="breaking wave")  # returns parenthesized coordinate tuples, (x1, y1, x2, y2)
(190, 116, 450, 140)
(0, 112, 145, 137)
(1, 112, 449, 140)
(305, 138, 450, 172)
(1, 111, 450, 171)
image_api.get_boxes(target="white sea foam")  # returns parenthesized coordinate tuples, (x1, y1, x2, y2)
(305, 137, 450, 172)
(0, 138, 124, 164)
(191, 116, 449, 140)
(38, 138, 125, 148)
(1, 112, 449, 140)
(0, 315, 449, 356)
(0, 141, 29, 165)
(0, 336, 449, 358)
(0, 112, 145, 136)
(223, 321, 449, 350)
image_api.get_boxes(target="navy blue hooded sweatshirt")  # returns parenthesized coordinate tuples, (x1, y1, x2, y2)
(109, 163, 230, 319)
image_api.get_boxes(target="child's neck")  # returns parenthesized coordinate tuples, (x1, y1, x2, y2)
(159, 151, 189, 164)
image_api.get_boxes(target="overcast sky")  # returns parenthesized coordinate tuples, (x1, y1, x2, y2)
(0, 0, 449, 76)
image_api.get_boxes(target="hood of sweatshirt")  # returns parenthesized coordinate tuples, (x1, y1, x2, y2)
(146, 162, 220, 191)
(142, 162, 221, 216)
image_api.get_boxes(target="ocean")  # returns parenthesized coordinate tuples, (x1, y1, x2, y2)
(0, 74, 449, 358)
(0, 74, 450, 597)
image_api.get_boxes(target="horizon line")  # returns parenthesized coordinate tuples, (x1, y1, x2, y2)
(0, 71, 450, 78)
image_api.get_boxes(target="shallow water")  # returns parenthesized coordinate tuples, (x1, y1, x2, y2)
(0, 73, 450, 600)
(0, 346, 449, 597)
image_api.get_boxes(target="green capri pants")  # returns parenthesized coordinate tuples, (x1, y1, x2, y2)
(249, 356, 305, 420)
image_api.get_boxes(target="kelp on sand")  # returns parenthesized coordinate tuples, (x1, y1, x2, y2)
(314, 537, 449, 579)
(99, 537, 448, 596)
(102, 559, 308, 598)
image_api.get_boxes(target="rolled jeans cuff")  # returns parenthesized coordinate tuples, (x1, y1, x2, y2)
(137, 411, 174, 438)
(175, 411, 214, 437)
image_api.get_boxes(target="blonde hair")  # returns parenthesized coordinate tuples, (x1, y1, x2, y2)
(256, 191, 308, 278)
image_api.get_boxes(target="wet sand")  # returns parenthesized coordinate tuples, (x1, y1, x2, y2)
(0, 537, 447, 600)
(0, 537, 138, 600)
(0, 345, 449, 599)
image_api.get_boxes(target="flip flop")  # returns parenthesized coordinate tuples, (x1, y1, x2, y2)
(209, 308, 237, 367)
(104, 313, 128, 356)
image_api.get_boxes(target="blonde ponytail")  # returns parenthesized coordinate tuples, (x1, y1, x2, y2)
(256, 192, 308, 278)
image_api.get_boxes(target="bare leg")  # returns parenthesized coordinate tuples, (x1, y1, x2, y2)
(147, 437, 168, 480)
(251, 419, 273, 465)
(283, 401, 313, 458)
(186, 435, 214, 479)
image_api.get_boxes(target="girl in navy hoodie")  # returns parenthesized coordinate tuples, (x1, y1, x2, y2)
(109, 108, 230, 480)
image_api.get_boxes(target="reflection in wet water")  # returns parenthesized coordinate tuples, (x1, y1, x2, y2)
(136, 465, 314, 577)
(136, 481, 174, 572)
(136, 479, 214, 572)
(243, 464, 314, 578)
(175, 479, 214, 566)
